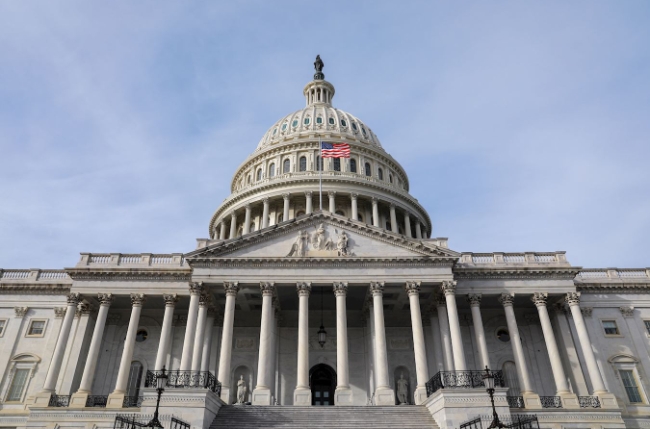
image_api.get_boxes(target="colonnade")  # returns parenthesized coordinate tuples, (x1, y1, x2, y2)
(41, 285, 610, 409)
(215, 191, 426, 241)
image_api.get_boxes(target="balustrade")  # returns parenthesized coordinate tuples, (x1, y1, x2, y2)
(85, 395, 108, 407)
(507, 395, 525, 408)
(425, 370, 504, 396)
(48, 394, 71, 407)
(540, 396, 562, 408)
(578, 396, 601, 408)
(122, 396, 143, 408)
(144, 370, 221, 395)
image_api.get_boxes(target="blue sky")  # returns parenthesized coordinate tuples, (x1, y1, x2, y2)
(1, 1, 649, 269)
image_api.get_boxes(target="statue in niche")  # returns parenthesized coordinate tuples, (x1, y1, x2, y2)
(286, 230, 309, 257)
(396, 373, 409, 405)
(335, 229, 350, 256)
(236, 375, 247, 404)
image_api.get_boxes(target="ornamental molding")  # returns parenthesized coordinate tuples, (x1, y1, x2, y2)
(0, 283, 70, 295)
(620, 306, 634, 318)
(576, 283, 650, 293)
(453, 268, 580, 280)
(404, 281, 421, 296)
(296, 282, 312, 296)
(466, 294, 482, 306)
(54, 307, 66, 318)
(333, 282, 348, 296)
(65, 269, 191, 282)
(14, 306, 28, 318)
(581, 307, 593, 317)
(191, 258, 453, 269)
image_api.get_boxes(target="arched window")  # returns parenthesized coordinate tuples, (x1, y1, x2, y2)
(257, 169, 262, 181)
(299, 156, 307, 172)
(340, 119, 347, 127)
(389, 174, 393, 183)
(269, 163, 276, 177)
(127, 361, 143, 398)
(350, 159, 357, 173)
(328, 117, 335, 125)
(378, 168, 384, 180)
(333, 158, 341, 171)
(283, 159, 290, 173)
(316, 156, 322, 171)
(5, 353, 40, 402)
(364, 162, 371, 177)
(247, 175, 251, 184)
(316, 117, 323, 124)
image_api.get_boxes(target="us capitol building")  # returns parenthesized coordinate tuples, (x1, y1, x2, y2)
(0, 58, 648, 429)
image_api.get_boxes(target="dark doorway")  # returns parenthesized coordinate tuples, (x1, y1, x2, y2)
(310, 364, 336, 406)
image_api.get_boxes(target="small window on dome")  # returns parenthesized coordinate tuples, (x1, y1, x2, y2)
(340, 119, 347, 127)
(316, 155, 322, 171)
(304, 117, 311, 125)
(299, 156, 307, 172)
(365, 162, 371, 177)
(389, 174, 393, 183)
(350, 158, 357, 173)
(378, 168, 384, 180)
(362, 127, 367, 136)
(257, 169, 262, 181)
(282, 123, 288, 131)
(352, 123, 358, 131)
(269, 163, 276, 177)
(272, 128, 277, 135)
(292, 120, 298, 127)
(316, 117, 323, 124)
(333, 158, 341, 171)
(328, 117, 335, 125)
(283, 159, 290, 173)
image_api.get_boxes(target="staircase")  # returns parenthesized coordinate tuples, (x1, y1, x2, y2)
(209, 405, 440, 429)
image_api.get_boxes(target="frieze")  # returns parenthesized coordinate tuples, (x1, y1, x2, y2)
(65, 270, 191, 281)
(190, 258, 453, 269)
(454, 269, 580, 280)
(0, 284, 70, 294)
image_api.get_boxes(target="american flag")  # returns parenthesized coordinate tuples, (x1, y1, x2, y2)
(321, 142, 350, 158)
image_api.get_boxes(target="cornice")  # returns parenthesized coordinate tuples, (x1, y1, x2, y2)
(0, 283, 71, 295)
(66, 268, 192, 282)
(190, 257, 455, 269)
(576, 283, 650, 293)
(453, 267, 580, 280)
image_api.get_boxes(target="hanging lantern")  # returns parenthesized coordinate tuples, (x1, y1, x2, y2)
(317, 324, 327, 348)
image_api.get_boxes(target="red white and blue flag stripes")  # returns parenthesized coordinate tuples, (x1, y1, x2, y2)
(321, 142, 350, 158)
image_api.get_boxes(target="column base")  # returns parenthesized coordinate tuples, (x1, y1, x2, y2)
(596, 392, 620, 409)
(335, 387, 353, 405)
(373, 387, 395, 405)
(30, 391, 53, 408)
(106, 392, 126, 409)
(293, 388, 312, 406)
(220, 386, 231, 404)
(69, 392, 90, 408)
(252, 387, 272, 405)
(522, 392, 541, 409)
(558, 392, 580, 409)
(413, 386, 428, 405)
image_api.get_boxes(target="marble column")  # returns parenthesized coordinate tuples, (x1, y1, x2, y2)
(229, 212, 237, 239)
(243, 205, 252, 235)
(305, 192, 313, 214)
(283, 193, 290, 221)
(415, 220, 422, 239)
(253, 282, 275, 405)
(180, 282, 203, 371)
(191, 293, 210, 372)
(389, 204, 398, 233)
(294, 282, 311, 405)
(334, 282, 353, 405)
(531, 293, 579, 408)
(262, 198, 270, 228)
(218, 282, 239, 402)
(371, 198, 380, 227)
(404, 212, 412, 238)
(350, 194, 358, 221)
(40, 293, 81, 393)
(328, 191, 336, 213)
(369, 282, 395, 405)
(467, 294, 490, 370)
(107, 294, 145, 408)
(155, 294, 178, 370)
(405, 281, 428, 404)
(201, 307, 216, 373)
(435, 296, 455, 371)
(219, 221, 226, 240)
(441, 281, 466, 370)
(498, 293, 539, 406)
(428, 309, 445, 373)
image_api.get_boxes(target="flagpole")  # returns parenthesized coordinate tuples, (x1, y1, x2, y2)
(319, 136, 323, 211)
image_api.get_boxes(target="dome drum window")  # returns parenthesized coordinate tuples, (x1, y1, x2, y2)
(328, 117, 335, 125)
(283, 159, 291, 174)
(316, 117, 323, 124)
(350, 159, 357, 173)
(364, 162, 371, 177)
(333, 158, 341, 172)
(299, 156, 307, 172)
(269, 163, 276, 177)
(304, 117, 311, 125)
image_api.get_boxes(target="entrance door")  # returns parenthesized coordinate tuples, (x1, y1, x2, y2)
(310, 364, 336, 406)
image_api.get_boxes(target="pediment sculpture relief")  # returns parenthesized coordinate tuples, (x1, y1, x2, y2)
(286, 223, 354, 258)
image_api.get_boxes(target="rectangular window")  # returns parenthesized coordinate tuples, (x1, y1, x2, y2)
(644, 320, 650, 335)
(6, 368, 30, 401)
(620, 370, 643, 403)
(602, 320, 619, 335)
(0, 319, 7, 336)
(26, 320, 46, 337)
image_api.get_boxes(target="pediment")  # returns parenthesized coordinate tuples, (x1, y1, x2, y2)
(186, 212, 460, 263)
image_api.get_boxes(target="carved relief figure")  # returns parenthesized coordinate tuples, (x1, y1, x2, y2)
(236, 375, 247, 404)
(396, 373, 409, 404)
(335, 229, 350, 256)
(286, 230, 309, 257)
(312, 223, 327, 250)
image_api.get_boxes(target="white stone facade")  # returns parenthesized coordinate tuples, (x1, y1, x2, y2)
(0, 60, 648, 429)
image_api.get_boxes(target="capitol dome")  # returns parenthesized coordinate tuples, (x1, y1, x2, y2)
(208, 57, 432, 241)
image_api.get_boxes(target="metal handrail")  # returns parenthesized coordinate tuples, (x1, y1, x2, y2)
(144, 370, 222, 395)
(425, 370, 505, 396)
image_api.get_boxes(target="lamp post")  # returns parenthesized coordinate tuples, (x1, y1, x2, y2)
(146, 366, 168, 428)
(482, 366, 505, 429)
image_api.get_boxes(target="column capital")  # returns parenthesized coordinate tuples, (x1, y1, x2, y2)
(282, 193, 291, 200)
(224, 281, 239, 297)
(199, 292, 212, 307)
(230, 211, 237, 219)
(350, 193, 358, 200)
(498, 293, 514, 307)
(333, 282, 348, 296)
(434, 294, 447, 307)
(98, 293, 114, 306)
(15, 306, 28, 318)
(189, 282, 204, 295)
(404, 281, 421, 296)
(389, 203, 396, 209)
(371, 197, 378, 204)
(440, 280, 457, 296)
(53, 307, 66, 318)
(531, 292, 548, 307)
(466, 294, 482, 307)
(304, 191, 312, 197)
(130, 293, 146, 306)
(260, 282, 275, 296)
(262, 197, 270, 204)
(565, 292, 581, 306)
(76, 302, 92, 317)
(244, 204, 251, 210)
(620, 306, 635, 318)
(581, 307, 593, 318)
(369, 281, 385, 296)
(296, 282, 312, 297)
(163, 294, 179, 306)
(67, 293, 82, 306)
(328, 190, 336, 197)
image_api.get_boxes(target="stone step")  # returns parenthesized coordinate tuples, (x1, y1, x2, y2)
(209, 405, 440, 429)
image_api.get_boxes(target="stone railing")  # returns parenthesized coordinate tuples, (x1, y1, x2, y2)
(77, 253, 185, 268)
(458, 252, 569, 267)
(577, 269, 650, 280)
(0, 269, 71, 282)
